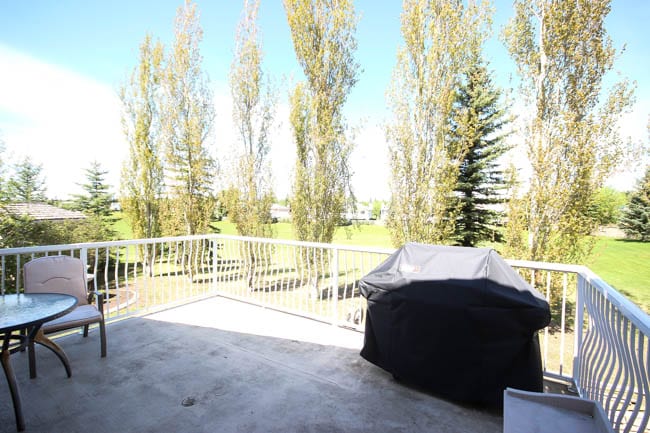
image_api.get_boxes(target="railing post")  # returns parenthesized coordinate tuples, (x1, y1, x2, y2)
(80, 247, 88, 271)
(211, 239, 218, 295)
(572, 274, 585, 396)
(1, 256, 5, 295)
(331, 248, 339, 326)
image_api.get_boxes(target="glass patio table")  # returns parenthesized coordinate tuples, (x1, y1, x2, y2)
(1, 293, 77, 431)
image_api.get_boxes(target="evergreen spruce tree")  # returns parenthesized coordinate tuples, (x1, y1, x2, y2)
(450, 55, 511, 247)
(72, 161, 114, 218)
(8, 157, 47, 202)
(70, 160, 116, 241)
(619, 167, 650, 241)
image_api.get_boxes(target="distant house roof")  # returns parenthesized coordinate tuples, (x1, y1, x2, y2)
(3, 203, 86, 222)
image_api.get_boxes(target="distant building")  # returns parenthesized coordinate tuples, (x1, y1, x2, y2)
(3, 203, 86, 222)
(344, 205, 374, 221)
(379, 204, 389, 221)
(270, 204, 291, 221)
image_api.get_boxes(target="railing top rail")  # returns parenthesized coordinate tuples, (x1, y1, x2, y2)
(0, 234, 225, 256)
(505, 259, 585, 274)
(508, 258, 650, 334)
(0, 233, 397, 257)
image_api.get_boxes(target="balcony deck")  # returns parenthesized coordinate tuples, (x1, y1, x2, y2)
(1, 296, 504, 433)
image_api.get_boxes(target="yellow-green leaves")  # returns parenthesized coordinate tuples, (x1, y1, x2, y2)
(163, 0, 216, 236)
(284, 0, 359, 244)
(227, 0, 275, 239)
(119, 34, 165, 242)
(504, 0, 636, 263)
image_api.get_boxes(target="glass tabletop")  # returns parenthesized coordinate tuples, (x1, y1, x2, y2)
(0, 293, 78, 333)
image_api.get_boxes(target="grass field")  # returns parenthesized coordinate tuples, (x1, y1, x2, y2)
(214, 220, 394, 248)
(588, 237, 650, 313)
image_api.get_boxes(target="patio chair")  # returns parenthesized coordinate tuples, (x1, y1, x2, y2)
(23, 255, 107, 358)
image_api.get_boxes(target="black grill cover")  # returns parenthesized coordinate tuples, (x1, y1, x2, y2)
(359, 243, 551, 406)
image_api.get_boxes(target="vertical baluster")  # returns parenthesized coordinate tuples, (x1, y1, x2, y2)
(560, 273, 568, 375)
(573, 275, 585, 394)
(104, 247, 111, 315)
(167, 241, 173, 303)
(613, 317, 635, 431)
(15, 255, 21, 293)
(115, 246, 122, 314)
(1, 256, 5, 295)
(632, 334, 650, 433)
(149, 242, 154, 307)
(331, 247, 339, 326)
(543, 271, 551, 372)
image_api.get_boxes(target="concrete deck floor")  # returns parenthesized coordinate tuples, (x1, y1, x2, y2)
(1, 296, 504, 433)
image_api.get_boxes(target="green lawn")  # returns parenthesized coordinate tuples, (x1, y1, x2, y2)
(112, 212, 133, 239)
(588, 237, 650, 313)
(214, 220, 394, 248)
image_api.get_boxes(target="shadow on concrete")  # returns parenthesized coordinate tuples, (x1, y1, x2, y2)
(0, 297, 502, 433)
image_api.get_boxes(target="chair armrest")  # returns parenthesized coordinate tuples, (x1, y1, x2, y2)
(88, 290, 105, 315)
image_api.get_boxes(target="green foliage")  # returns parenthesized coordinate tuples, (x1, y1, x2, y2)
(285, 0, 359, 244)
(7, 157, 47, 202)
(588, 187, 626, 226)
(451, 53, 511, 247)
(227, 0, 276, 240)
(619, 167, 650, 241)
(119, 33, 165, 242)
(71, 161, 114, 218)
(0, 214, 113, 249)
(386, 0, 491, 247)
(0, 134, 7, 202)
(68, 160, 116, 240)
(502, 163, 529, 259)
(162, 0, 216, 236)
(222, 185, 274, 238)
(371, 200, 382, 220)
(504, 0, 636, 263)
(0, 213, 114, 292)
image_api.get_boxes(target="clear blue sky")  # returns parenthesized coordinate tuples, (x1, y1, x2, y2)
(0, 0, 648, 199)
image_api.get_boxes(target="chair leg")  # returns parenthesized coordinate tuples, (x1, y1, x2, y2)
(99, 319, 106, 358)
(83, 324, 89, 338)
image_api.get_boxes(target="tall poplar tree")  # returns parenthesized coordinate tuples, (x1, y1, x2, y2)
(227, 0, 275, 239)
(504, 0, 635, 263)
(386, 0, 489, 246)
(120, 34, 165, 242)
(451, 53, 511, 247)
(163, 0, 216, 236)
(284, 0, 359, 244)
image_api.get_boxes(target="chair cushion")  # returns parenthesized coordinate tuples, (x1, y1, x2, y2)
(24, 256, 89, 305)
(42, 305, 103, 333)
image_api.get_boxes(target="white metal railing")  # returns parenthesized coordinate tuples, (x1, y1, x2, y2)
(0, 234, 647, 433)
(507, 260, 649, 433)
(0, 235, 220, 318)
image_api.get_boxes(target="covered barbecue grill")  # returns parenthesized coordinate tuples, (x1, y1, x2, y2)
(359, 243, 551, 406)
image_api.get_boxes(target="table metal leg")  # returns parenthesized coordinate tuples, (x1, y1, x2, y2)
(2, 334, 25, 431)
(29, 328, 72, 379)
